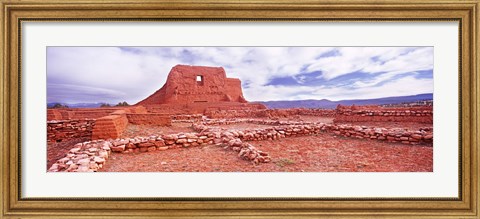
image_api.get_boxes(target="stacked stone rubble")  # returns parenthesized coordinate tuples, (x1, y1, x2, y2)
(334, 106, 433, 123)
(48, 140, 111, 172)
(47, 119, 95, 143)
(205, 108, 335, 119)
(171, 114, 204, 123)
(193, 119, 433, 145)
(48, 130, 272, 172)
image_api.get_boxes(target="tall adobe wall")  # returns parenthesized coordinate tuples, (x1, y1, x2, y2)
(137, 65, 247, 105)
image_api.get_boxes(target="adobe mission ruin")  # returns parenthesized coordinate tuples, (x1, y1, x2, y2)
(138, 65, 248, 105)
(47, 64, 434, 172)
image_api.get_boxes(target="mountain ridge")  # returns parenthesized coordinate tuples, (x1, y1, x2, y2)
(255, 93, 433, 109)
(48, 93, 433, 109)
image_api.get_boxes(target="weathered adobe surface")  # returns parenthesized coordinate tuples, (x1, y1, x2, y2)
(137, 65, 248, 105)
(48, 118, 432, 172)
(126, 113, 172, 126)
(91, 114, 129, 140)
(47, 119, 95, 144)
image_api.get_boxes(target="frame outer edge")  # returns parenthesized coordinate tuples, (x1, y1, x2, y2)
(474, 1, 479, 217)
(1, 1, 10, 217)
(0, 0, 3, 215)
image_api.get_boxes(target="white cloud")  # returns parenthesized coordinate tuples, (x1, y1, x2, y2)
(248, 76, 433, 101)
(306, 47, 433, 80)
(311, 76, 433, 101)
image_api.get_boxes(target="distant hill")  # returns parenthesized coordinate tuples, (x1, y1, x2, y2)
(48, 93, 433, 109)
(256, 93, 433, 109)
(47, 102, 110, 108)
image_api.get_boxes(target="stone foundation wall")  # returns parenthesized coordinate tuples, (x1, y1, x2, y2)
(48, 140, 112, 172)
(47, 119, 95, 143)
(203, 105, 432, 123)
(126, 113, 172, 126)
(171, 114, 203, 122)
(205, 108, 335, 119)
(193, 121, 433, 145)
(49, 131, 270, 172)
(205, 109, 268, 118)
(334, 108, 433, 123)
(201, 118, 310, 126)
(91, 114, 128, 140)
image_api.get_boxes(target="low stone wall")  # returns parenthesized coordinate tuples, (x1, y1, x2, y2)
(171, 114, 203, 122)
(334, 105, 433, 123)
(334, 114, 433, 123)
(328, 125, 432, 144)
(126, 113, 172, 126)
(91, 114, 128, 140)
(48, 140, 111, 172)
(201, 118, 312, 127)
(193, 120, 433, 145)
(334, 110, 433, 123)
(204, 108, 335, 119)
(297, 108, 336, 117)
(49, 131, 271, 172)
(47, 119, 95, 143)
(266, 108, 335, 118)
(205, 109, 268, 118)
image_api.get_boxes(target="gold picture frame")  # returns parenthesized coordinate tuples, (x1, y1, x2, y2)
(1, 0, 478, 218)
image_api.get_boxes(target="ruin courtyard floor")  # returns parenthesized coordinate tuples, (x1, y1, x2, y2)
(47, 115, 432, 172)
(98, 132, 432, 172)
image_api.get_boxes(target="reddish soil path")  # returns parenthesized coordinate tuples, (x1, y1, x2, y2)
(99, 133, 432, 172)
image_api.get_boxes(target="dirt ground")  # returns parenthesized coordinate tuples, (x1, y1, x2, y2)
(99, 133, 432, 172)
(49, 116, 433, 172)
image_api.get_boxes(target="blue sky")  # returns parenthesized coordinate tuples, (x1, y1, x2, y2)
(47, 47, 433, 103)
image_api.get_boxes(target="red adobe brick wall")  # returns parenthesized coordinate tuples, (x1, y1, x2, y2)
(47, 109, 63, 120)
(126, 113, 172, 126)
(47, 108, 120, 120)
(91, 114, 128, 140)
(137, 65, 248, 105)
